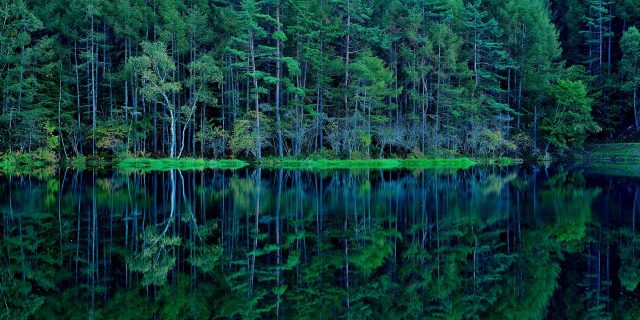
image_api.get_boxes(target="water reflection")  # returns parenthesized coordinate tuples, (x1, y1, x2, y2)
(1, 167, 639, 319)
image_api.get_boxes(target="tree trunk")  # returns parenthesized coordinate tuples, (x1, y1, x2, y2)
(91, 9, 97, 157)
(74, 41, 82, 149)
(275, 5, 284, 157)
(635, 85, 639, 130)
(249, 30, 261, 159)
(344, 0, 351, 117)
(58, 63, 68, 159)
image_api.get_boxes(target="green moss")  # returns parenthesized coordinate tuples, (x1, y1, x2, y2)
(259, 157, 479, 170)
(117, 158, 249, 172)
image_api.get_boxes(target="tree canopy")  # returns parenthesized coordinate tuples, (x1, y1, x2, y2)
(1, 0, 639, 161)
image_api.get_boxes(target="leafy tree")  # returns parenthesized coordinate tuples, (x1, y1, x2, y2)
(621, 26, 640, 130)
(1, 0, 639, 163)
(127, 42, 181, 157)
(541, 79, 600, 151)
(351, 53, 400, 156)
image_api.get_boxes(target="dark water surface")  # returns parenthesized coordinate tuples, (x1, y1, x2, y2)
(2, 166, 640, 319)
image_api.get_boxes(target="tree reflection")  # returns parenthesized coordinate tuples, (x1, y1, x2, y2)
(1, 167, 640, 319)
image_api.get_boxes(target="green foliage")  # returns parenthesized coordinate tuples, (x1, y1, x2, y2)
(618, 229, 640, 292)
(541, 80, 601, 151)
(230, 112, 272, 158)
(3, 165, 640, 318)
(188, 222, 224, 274)
(94, 118, 131, 156)
(621, 26, 640, 129)
(578, 143, 640, 167)
(1, 199, 68, 319)
(621, 27, 640, 89)
(197, 123, 229, 158)
(127, 41, 181, 104)
(117, 158, 248, 172)
(1, 0, 603, 162)
(128, 227, 182, 287)
(541, 172, 600, 251)
(0, 149, 57, 176)
(351, 227, 401, 276)
(258, 157, 477, 170)
(475, 129, 517, 158)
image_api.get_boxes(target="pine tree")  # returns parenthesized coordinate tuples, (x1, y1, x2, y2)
(463, 0, 514, 152)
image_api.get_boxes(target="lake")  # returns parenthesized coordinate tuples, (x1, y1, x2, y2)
(1, 166, 639, 319)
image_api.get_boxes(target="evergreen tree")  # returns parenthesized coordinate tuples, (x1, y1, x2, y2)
(0, 0, 637, 161)
(463, 0, 514, 152)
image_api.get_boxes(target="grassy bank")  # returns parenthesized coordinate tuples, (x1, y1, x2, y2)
(1, 153, 520, 175)
(578, 143, 640, 164)
(257, 157, 499, 170)
(117, 158, 249, 172)
(574, 143, 640, 177)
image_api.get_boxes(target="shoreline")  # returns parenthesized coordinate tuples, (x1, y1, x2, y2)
(0, 155, 522, 175)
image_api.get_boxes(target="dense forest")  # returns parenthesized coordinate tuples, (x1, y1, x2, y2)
(1, 0, 639, 162)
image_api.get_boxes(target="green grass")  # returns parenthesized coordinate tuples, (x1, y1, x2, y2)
(580, 143, 640, 164)
(258, 157, 480, 170)
(398, 158, 478, 169)
(0, 153, 520, 174)
(259, 158, 401, 169)
(573, 143, 640, 177)
(117, 158, 249, 172)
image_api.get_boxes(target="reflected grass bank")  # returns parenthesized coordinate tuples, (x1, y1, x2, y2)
(116, 158, 249, 172)
(258, 157, 481, 170)
(0, 155, 523, 176)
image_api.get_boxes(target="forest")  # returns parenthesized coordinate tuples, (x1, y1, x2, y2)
(1, 0, 639, 165)
(6, 1, 640, 318)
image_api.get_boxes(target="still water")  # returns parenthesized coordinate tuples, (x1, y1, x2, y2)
(1, 166, 640, 319)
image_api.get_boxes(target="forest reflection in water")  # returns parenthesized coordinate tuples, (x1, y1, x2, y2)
(1, 167, 640, 319)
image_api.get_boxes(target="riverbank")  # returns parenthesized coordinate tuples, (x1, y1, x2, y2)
(256, 157, 520, 170)
(0, 153, 521, 175)
(574, 143, 640, 177)
(576, 143, 640, 164)
(257, 157, 477, 169)
(116, 158, 249, 172)
(0, 153, 249, 175)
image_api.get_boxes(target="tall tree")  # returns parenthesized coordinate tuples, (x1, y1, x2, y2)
(541, 79, 600, 151)
(128, 42, 181, 158)
(621, 26, 640, 130)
